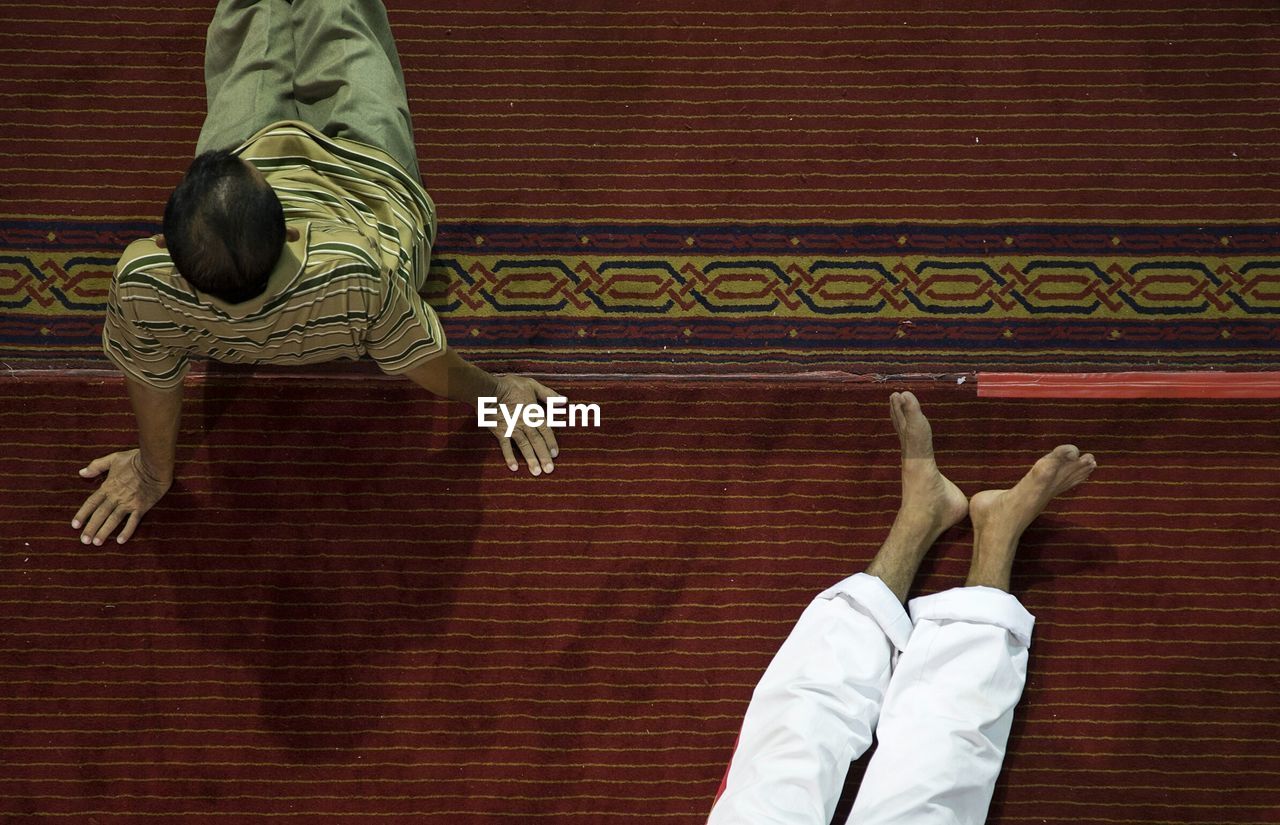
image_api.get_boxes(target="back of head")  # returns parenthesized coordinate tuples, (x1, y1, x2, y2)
(162, 150, 286, 304)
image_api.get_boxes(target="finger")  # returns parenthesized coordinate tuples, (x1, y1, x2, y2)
(116, 512, 142, 545)
(510, 429, 541, 476)
(73, 489, 108, 532)
(524, 426, 554, 474)
(530, 382, 563, 459)
(79, 453, 116, 478)
(535, 409, 560, 463)
(537, 418, 559, 463)
(92, 507, 128, 547)
(80, 500, 116, 546)
(497, 434, 518, 472)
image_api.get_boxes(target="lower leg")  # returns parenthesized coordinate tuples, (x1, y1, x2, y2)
(711, 392, 962, 823)
(847, 597, 1035, 825)
(849, 447, 1095, 825)
(864, 392, 968, 602)
(708, 580, 900, 824)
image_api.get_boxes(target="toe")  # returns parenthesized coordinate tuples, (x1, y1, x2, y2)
(889, 394, 904, 428)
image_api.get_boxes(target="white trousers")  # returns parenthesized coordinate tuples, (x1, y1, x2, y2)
(707, 573, 1035, 825)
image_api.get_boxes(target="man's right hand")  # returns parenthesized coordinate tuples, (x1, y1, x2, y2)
(72, 449, 171, 546)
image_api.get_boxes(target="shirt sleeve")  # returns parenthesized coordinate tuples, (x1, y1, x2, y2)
(101, 271, 191, 390)
(363, 267, 448, 374)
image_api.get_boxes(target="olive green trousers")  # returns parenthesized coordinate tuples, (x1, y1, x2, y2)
(195, 0, 421, 181)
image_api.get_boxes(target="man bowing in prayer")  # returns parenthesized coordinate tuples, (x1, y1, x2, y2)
(73, 0, 561, 546)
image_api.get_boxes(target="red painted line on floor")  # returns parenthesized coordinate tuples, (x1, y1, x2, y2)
(978, 371, 1280, 399)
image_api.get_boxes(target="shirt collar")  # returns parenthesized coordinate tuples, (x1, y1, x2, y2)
(201, 221, 310, 318)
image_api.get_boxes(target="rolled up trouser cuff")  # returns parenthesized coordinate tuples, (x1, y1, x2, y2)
(818, 572, 914, 653)
(908, 585, 1036, 648)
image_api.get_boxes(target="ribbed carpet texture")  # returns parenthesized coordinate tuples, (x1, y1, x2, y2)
(2, 375, 1278, 823)
(7, 2, 1278, 223)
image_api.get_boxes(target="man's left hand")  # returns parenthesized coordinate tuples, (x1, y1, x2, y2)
(488, 375, 561, 476)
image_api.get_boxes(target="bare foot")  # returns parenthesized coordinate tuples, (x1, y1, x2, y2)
(967, 444, 1097, 590)
(890, 391, 969, 537)
(866, 392, 969, 601)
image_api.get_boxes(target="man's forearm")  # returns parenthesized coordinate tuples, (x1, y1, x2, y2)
(402, 348, 498, 406)
(125, 375, 183, 482)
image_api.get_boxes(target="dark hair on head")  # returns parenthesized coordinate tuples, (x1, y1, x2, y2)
(162, 149, 285, 304)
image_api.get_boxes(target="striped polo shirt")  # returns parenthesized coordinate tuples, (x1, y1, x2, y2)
(102, 120, 445, 389)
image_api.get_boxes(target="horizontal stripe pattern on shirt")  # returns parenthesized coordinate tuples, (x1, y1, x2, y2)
(102, 121, 444, 389)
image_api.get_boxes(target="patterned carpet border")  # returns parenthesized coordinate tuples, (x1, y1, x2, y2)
(9, 219, 1280, 255)
(3, 220, 1279, 372)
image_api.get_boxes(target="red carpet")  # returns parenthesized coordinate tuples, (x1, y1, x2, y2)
(4, 1, 1279, 224)
(3, 1, 1279, 820)
(2, 374, 1277, 822)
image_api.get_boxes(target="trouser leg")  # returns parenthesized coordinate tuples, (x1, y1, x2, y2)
(197, 0, 298, 154)
(289, 0, 421, 181)
(708, 573, 914, 825)
(846, 587, 1035, 825)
